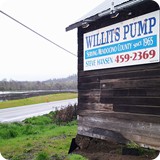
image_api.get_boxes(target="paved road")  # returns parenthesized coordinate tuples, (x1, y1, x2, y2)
(0, 98, 77, 122)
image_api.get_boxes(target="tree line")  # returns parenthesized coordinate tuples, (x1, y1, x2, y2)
(0, 74, 77, 91)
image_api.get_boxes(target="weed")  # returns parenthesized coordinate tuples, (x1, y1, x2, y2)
(54, 103, 77, 125)
(35, 151, 49, 160)
(24, 115, 52, 125)
(51, 153, 64, 160)
(0, 123, 19, 139)
(22, 125, 40, 135)
(10, 154, 26, 160)
(124, 141, 158, 158)
(67, 154, 88, 160)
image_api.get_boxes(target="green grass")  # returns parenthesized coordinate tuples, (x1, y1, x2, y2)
(67, 154, 88, 160)
(0, 124, 77, 159)
(0, 111, 81, 160)
(0, 93, 77, 109)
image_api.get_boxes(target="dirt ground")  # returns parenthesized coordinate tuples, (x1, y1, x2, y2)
(72, 135, 159, 160)
(74, 151, 158, 160)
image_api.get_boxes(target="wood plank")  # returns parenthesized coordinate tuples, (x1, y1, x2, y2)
(78, 113, 160, 149)
(101, 89, 146, 97)
(78, 111, 160, 123)
(101, 88, 160, 97)
(78, 81, 100, 90)
(79, 91, 101, 104)
(79, 64, 160, 78)
(100, 78, 160, 89)
(78, 125, 129, 144)
(113, 105, 160, 115)
(100, 97, 160, 106)
(78, 125, 160, 150)
(79, 96, 100, 103)
(79, 90, 100, 96)
(78, 116, 160, 139)
(78, 102, 113, 112)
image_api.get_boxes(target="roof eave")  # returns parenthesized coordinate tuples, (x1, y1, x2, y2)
(66, 0, 146, 32)
(65, 13, 102, 32)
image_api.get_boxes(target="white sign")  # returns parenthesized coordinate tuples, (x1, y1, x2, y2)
(83, 10, 160, 71)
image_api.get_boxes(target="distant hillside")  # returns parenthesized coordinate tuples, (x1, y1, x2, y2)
(0, 74, 77, 91)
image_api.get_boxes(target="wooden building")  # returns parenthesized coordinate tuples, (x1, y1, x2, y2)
(66, 0, 160, 150)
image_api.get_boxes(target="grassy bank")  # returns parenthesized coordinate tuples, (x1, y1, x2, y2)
(0, 93, 77, 109)
(0, 104, 87, 160)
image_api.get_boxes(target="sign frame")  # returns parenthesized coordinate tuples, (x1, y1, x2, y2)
(83, 10, 160, 71)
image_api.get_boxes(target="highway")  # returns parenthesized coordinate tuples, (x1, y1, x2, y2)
(0, 98, 77, 122)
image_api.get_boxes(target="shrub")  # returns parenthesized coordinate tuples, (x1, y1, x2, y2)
(24, 115, 52, 125)
(54, 103, 77, 125)
(22, 124, 40, 135)
(0, 123, 20, 139)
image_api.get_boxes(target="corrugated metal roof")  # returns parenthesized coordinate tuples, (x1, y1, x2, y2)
(66, 0, 145, 31)
(77, 0, 129, 22)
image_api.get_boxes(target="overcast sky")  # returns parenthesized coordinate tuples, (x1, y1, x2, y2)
(0, 0, 104, 81)
(0, 0, 159, 81)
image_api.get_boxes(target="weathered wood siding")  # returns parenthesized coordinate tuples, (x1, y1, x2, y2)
(77, 1, 160, 150)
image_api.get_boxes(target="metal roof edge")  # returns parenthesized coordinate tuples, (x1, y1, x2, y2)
(65, 13, 103, 32)
(66, 0, 154, 32)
